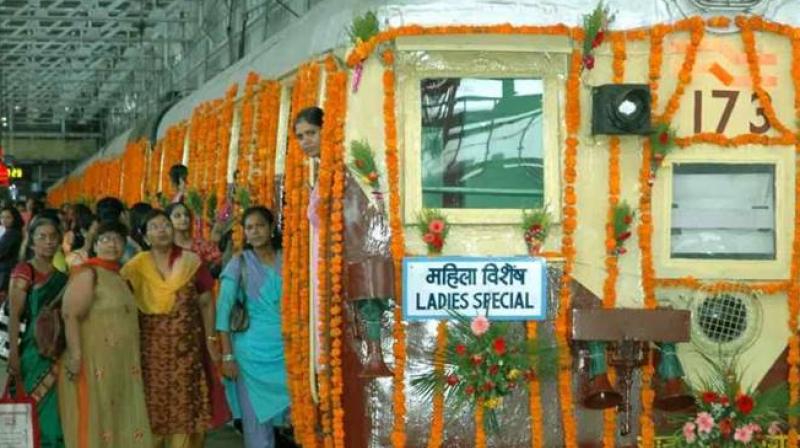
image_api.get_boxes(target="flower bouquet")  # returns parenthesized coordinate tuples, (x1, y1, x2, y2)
(347, 11, 380, 92)
(582, 1, 615, 70)
(417, 209, 449, 255)
(672, 353, 795, 447)
(521, 207, 552, 256)
(649, 122, 676, 184)
(412, 313, 557, 431)
(349, 139, 381, 191)
(611, 201, 634, 256)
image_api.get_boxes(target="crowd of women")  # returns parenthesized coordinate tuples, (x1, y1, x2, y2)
(0, 107, 328, 448)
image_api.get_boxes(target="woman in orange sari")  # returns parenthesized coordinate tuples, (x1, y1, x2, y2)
(121, 210, 228, 448)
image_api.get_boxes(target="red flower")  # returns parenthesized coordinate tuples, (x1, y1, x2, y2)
(530, 224, 542, 233)
(624, 215, 633, 225)
(615, 247, 627, 255)
(482, 381, 494, 392)
(423, 232, 436, 244)
(591, 30, 605, 49)
(489, 364, 500, 376)
(617, 231, 632, 241)
(582, 54, 595, 70)
(493, 337, 506, 355)
(432, 233, 443, 250)
(367, 172, 379, 183)
(701, 391, 718, 404)
(471, 354, 483, 366)
(465, 385, 475, 395)
(428, 219, 445, 234)
(736, 395, 754, 415)
(455, 344, 467, 356)
(719, 418, 733, 438)
(355, 159, 365, 169)
(446, 374, 459, 386)
(719, 395, 729, 406)
(658, 131, 670, 145)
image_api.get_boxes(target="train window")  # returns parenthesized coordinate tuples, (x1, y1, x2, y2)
(420, 78, 545, 210)
(398, 45, 569, 225)
(670, 163, 775, 260)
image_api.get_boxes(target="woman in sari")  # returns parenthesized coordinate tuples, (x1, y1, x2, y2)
(166, 202, 222, 276)
(121, 210, 227, 448)
(217, 206, 289, 447)
(6, 216, 69, 448)
(58, 220, 152, 447)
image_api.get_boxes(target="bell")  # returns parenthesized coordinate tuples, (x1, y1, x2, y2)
(581, 341, 622, 409)
(582, 373, 623, 409)
(653, 342, 694, 412)
(356, 298, 393, 378)
(654, 377, 695, 412)
(359, 338, 393, 378)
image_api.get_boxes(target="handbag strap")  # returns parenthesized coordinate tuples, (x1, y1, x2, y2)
(236, 254, 247, 304)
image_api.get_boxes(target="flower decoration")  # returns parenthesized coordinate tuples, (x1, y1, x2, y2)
(672, 353, 797, 447)
(347, 10, 380, 45)
(521, 207, 552, 256)
(650, 122, 676, 171)
(347, 11, 380, 92)
(349, 139, 381, 191)
(412, 312, 558, 432)
(417, 208, 449, 255)
(611, 201, 634, 256)
(581, 1, 615, 70)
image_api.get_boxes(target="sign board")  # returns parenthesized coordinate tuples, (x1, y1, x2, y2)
(403, 256, 547, 321)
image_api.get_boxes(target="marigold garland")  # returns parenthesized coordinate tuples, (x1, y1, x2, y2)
(739, 17, 793, 137)
(657, 17, 703, 123)
(786, 35, 800, 445)
(382, 49, 409, 448)
(281, 62, 322, 448)
(526, 321, 544, 448)
(555, 49, 582, 448)
(427, 321, 447, 448)
(653, 278, 790, 295)
(637, 21, 665, 447)
(601, 35, 626, 448)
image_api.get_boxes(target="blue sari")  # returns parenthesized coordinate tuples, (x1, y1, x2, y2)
(215, 250, 289, 424)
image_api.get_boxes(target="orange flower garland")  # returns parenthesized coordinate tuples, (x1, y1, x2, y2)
(787, 35, 800, 445)
(281, 62, 321, 448)
(526, 321, 544, 448)
(653, 278, 790, 295)
(602, 34, 626, 448)
(637, 24, 664, 448)
(427, 321, 447, 448)
(657, 17, 703, 123)
(739, 17, 792, 137)
(555, 49, 582, 448)
(382, 49, 408, 448)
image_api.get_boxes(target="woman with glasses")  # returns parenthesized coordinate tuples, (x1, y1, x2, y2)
(121, 210, 228, 448)
(5, 216, 69, 447)
(58, 220, 152, 447)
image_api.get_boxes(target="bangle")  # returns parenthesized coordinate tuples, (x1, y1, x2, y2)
(222, 353, 235, 362)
